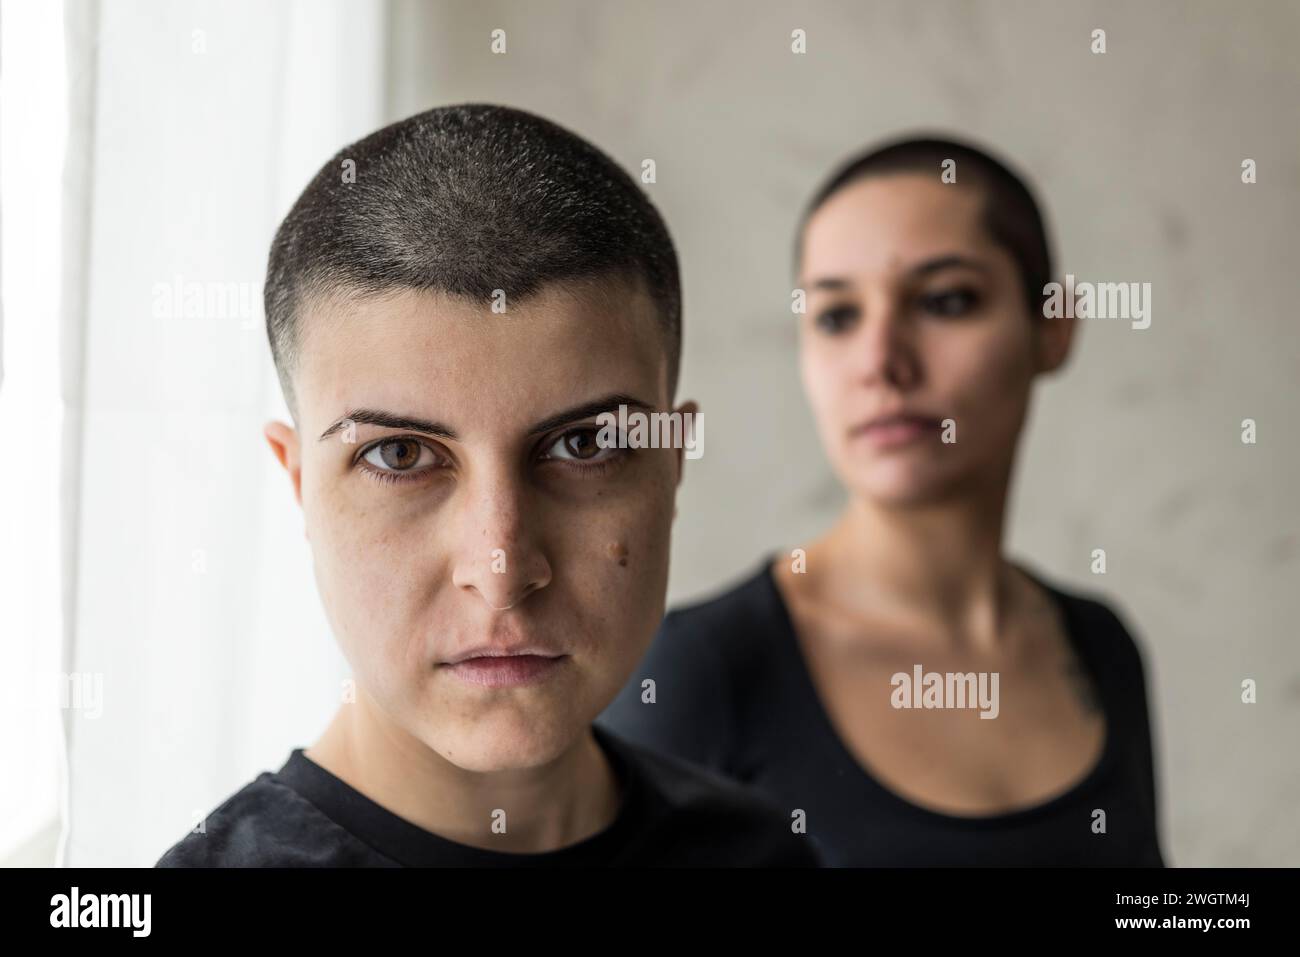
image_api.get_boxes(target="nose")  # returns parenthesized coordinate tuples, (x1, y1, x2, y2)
(450, 468, 552, 610)
(854, 293, 921, 390)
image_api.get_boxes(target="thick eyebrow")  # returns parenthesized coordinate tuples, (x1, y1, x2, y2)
(317, 393, 654, 443)
(319, 409, 457, 442)
(807, 277, 853, 292)
(804, 254, 988, 291)
(908, 254, 988, 279)
(525, 393, 654, 437)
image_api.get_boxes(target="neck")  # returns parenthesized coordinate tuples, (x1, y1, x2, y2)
(813, 471, 1026, 652)
(306, 692, 621, 853)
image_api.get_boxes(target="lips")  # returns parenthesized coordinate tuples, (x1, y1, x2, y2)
(851, 412, 941, 435)
(441, 653, 568, 688)
(442, 645, 564, 666)
(850, 412, 940, 449)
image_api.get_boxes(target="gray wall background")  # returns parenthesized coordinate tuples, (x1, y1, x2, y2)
(386, 0, 1300, 866)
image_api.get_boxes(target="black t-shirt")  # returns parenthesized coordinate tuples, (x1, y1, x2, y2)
(597, 555, 1166, 867)
(155, 723, 819, 867)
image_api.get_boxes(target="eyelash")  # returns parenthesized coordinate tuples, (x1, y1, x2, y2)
(536, 428, 628, 476)
(354, 428, 628, 487)
(359, 462, 426, 487)
(814, 304, 857, 333)
(813, 286, 981, 332)
(355, 439, 439, 486)
(920, 287, 980, 317)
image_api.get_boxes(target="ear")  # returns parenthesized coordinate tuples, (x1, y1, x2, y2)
(264, 420, 305, 514)
(1033, 307, 1077, 375)
(670, 399, 700, 507)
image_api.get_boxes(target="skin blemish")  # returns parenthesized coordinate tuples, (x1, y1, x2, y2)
(607, 541, 629, 567)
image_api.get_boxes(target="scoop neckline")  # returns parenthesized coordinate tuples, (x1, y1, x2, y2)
(759, 552, 1117, 829)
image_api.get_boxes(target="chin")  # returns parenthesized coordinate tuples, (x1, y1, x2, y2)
(427, 711, 582, 773)
(848, 465, 966, 507)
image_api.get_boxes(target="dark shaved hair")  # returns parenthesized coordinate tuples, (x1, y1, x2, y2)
(795, 134, 1054, 318)
(264, 103, 682, 422)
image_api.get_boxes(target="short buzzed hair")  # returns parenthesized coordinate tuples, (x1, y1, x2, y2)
(796, 134, 1054, 319)
(265, 103, 682, 421)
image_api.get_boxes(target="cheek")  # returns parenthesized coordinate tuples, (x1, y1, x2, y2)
(930, 323, 1035, 436)
(561, 461, 676, 650)
(800, 336, 848, 429)
(306, 487, 426, 666)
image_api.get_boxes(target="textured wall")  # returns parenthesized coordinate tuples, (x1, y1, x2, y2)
(387, 0, 1300, 865)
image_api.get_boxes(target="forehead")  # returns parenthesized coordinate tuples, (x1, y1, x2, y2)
(295, 278, 668, 437)
(801, 174, 991, 280)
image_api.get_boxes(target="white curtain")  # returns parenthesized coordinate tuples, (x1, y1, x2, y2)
(49, 0, 387, 866)
(0, 0, 70, 867)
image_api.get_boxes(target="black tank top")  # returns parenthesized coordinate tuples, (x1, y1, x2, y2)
(597, 554, 1166, 867)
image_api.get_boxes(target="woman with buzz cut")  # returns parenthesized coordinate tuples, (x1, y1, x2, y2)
(600, 135, 1166, 868)
(156, 104, 819, 868)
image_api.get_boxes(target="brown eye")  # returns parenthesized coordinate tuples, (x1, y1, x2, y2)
(814, 303, 859, 334)
(920, 288, 980, 317)
(540, 426, 620, 467)
(561, 429, 602, 460)
(363, 438, 432, 472)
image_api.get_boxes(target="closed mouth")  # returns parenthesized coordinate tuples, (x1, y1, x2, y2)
(851, 413, 941, 435)
(441, 645, 565, 666)
(439, 653, 570, 688)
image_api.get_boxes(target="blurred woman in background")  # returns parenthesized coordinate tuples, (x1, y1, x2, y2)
(599, 135, 1165, 867)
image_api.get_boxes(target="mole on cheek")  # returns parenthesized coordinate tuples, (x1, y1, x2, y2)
(607, 541, 629, 567)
